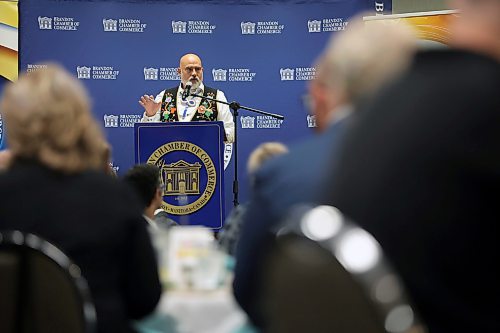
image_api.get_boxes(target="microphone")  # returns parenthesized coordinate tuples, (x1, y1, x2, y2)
(182, 83, 192, 101)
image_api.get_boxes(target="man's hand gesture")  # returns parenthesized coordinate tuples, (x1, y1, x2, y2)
(139, 95, 161, 117)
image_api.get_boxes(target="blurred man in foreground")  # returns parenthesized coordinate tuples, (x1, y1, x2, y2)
(320, 1, 500, 332)
(233, 17, 417, 328)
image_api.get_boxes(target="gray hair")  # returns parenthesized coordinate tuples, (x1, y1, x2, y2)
(315, 15, 417, 104)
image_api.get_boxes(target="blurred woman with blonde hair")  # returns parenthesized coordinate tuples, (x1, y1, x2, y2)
(0, 65, 161, 333)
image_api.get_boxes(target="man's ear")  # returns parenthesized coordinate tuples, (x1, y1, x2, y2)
(177, 67, 181, 75)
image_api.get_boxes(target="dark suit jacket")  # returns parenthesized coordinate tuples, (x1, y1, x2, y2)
(233, 117, 349, 327)
(321, 50, 500, 333)
(0, 160, 162, 333)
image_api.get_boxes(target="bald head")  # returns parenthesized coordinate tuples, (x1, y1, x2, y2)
(178, 53, 204, 88)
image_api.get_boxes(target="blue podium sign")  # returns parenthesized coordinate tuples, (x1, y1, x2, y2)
(134, 121, 225, 229)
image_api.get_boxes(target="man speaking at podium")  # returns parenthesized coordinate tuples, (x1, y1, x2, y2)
(139, 53, 235, 143)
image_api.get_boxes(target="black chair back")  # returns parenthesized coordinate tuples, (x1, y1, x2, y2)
(261, 205, 427, 333)
(0, 231, 97, 333)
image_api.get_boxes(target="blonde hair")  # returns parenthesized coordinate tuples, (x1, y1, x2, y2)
(0, 64, 106, 173)
(316, 15, 417, 103)
(247, 142, 289, 175)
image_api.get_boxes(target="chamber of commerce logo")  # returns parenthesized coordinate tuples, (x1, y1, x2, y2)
(307, 115, 317, 128)
(104, 114, 141, 128)
(103, 18, 147, 32)
(38, 16, 80, 31)
(143, 67, 180, 81)
(280, 68, 294, 81)
(77, 66, 91, 79)
(280, 67, 316, 81)
(212, 68, 256, 82)
(76, 66, 120, 80)
(26, 64, 48, 73)
(223, 143, 232, 170)
(375, 2, 385, 14)
(172, 20, 216, 34)
(240, 116, 255, 129)
(212, 69, 227, 82)
(241, 22, 256, 34)
(307, 18, 348, 33)
(144, 67, 159, 80)
(38, 16, 52, 30)
(104, 114, 119, 128)
(172, 21, 187, 33)
(109, 162, 120, 174)
(103, 19, 118, 31)
(240, 21, 285, 34)
(147, 141, 217, 215)
(308, 20, 322, 33)
(241, 115, 283, 129)
(162, 160, 201, 196)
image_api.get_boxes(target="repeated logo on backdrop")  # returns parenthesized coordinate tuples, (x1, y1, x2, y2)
(172, 20, 216, 34)
(104, 114, 142, 128)
(240, 21, 285, 34)
(143, 67, 180, 81)
(38, 16, 80, 30)
(307, 17, 348, 33)
(240, 115, 283, 129)
(77, 66, 120, 80)
(212, 68, 256, 82)
(307, 115, 317, 128)
(280, 67, 316, 81)
(103, 18, 147, 32)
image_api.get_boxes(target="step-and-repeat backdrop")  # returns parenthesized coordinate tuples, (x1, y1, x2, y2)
(19, 0, 391, 215)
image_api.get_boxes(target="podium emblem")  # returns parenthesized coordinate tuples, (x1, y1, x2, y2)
(147, 141, 217, 215)
(160, 160, 201, 195)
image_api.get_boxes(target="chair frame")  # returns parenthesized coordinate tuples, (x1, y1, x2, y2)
(273, 204, 427, 333)
(0, 230, 97, 333)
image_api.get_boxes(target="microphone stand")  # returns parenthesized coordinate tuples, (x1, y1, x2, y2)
(190, 92, 284, 207)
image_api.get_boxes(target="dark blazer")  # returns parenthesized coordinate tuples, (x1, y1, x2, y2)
(233, 117, 349, 327)
(321, 50, 500, 333)
(0, 160, 162, 333)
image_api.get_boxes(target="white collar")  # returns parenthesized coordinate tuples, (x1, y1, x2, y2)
(143, 214, 159, 230)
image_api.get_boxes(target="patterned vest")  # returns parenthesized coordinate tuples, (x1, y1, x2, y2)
(159, 85, 219, 122)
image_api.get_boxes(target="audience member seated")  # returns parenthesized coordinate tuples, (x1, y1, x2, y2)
(319, 1, 500, 332)
(123, 163, 178, 230)
(0, 65, 162, 333)
(233, 16, 417, 328)
(218, 142, 288, 256)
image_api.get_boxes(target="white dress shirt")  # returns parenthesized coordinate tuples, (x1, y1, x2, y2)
(141, 83, 234, 142)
